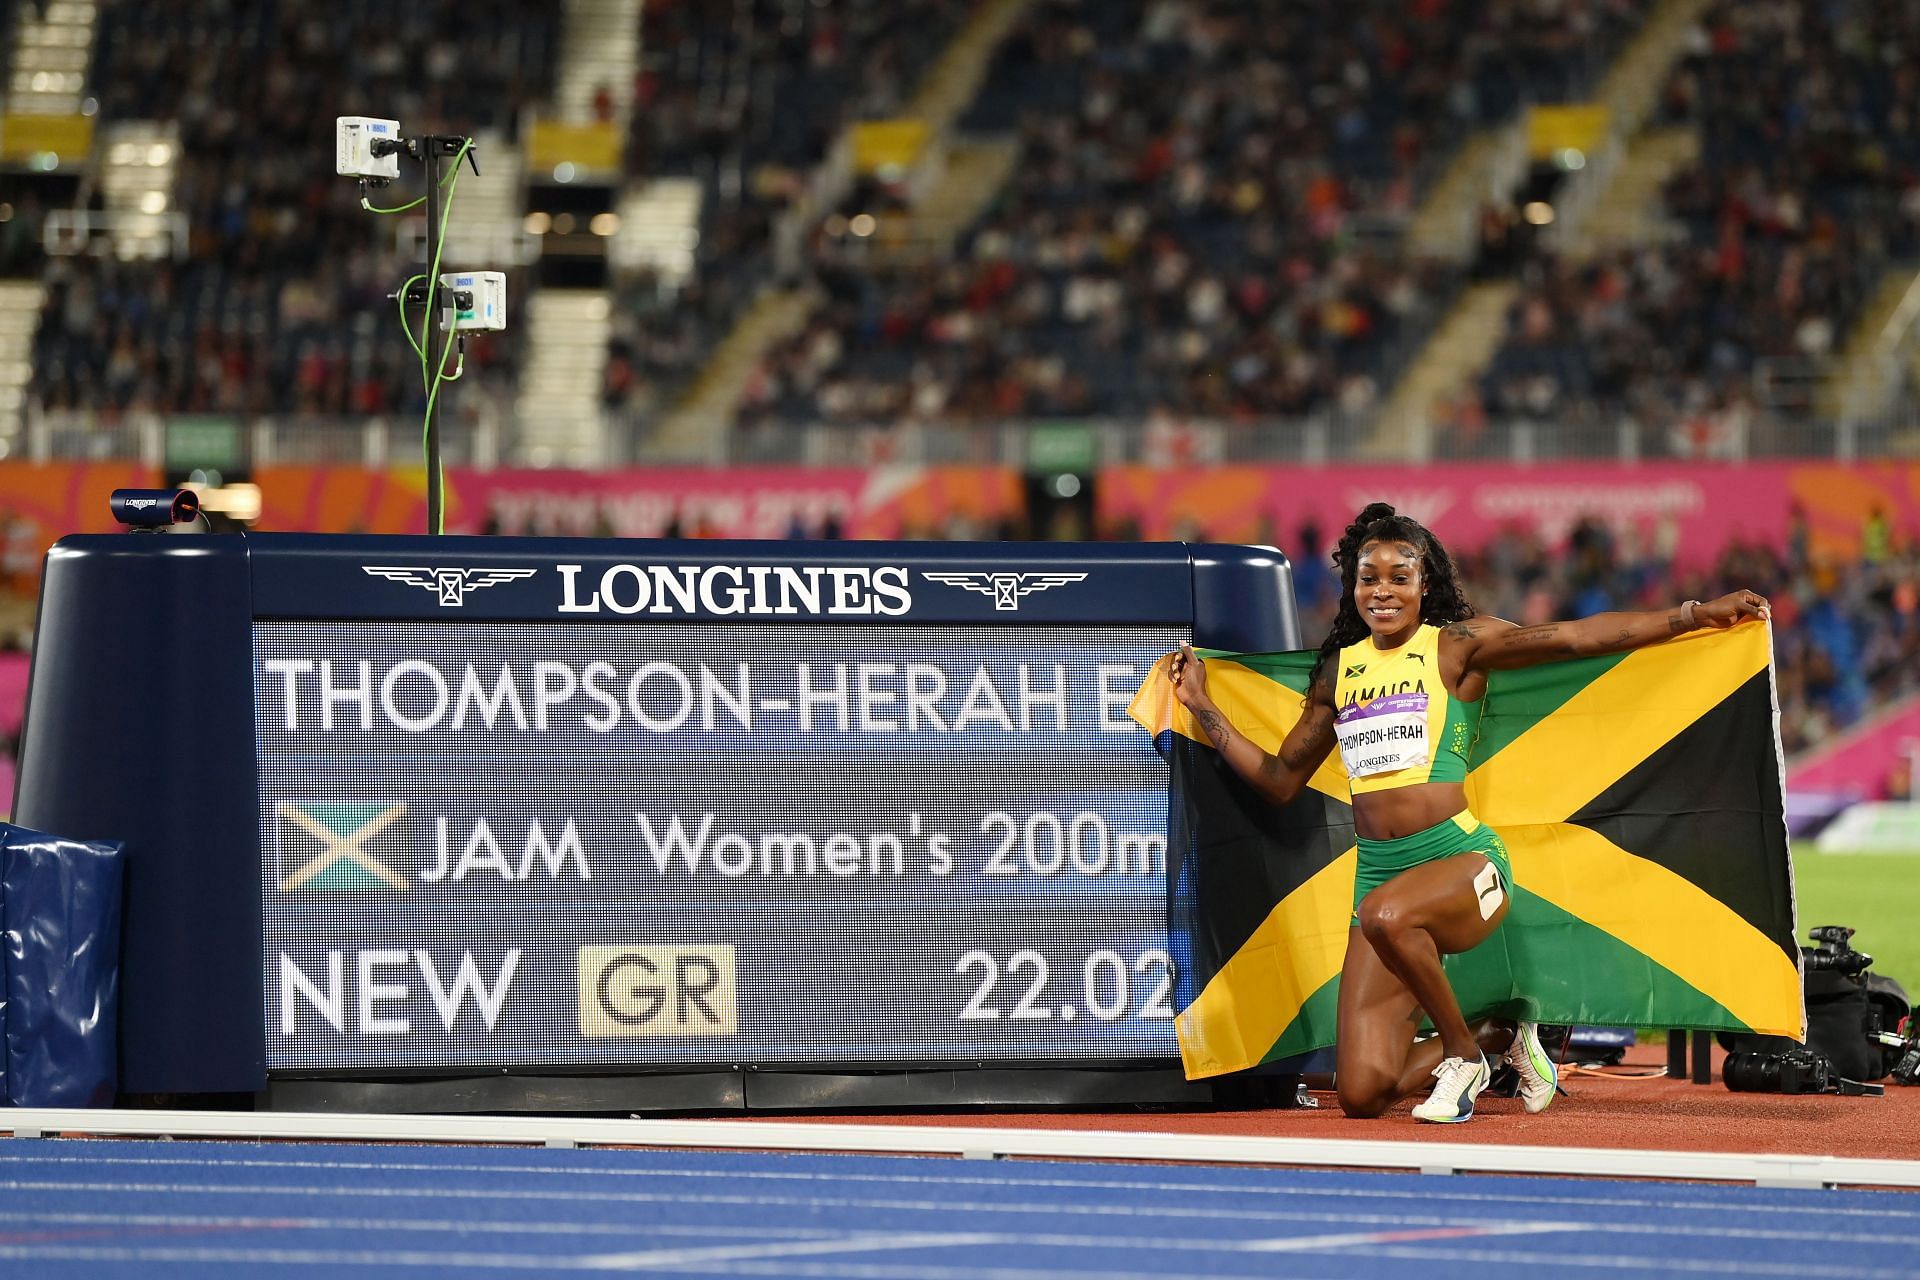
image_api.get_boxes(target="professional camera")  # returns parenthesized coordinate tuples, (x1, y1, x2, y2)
(1723, 1045, 1835, 1094)
(1803, 925, 1874, 976)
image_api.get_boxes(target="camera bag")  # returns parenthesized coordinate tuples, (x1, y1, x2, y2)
(1803, 967, 1879, 1081)
(1723, 961, 1908, 1082)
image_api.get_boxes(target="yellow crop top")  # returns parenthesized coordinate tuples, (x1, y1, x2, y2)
(1331, 623, 1480, 795)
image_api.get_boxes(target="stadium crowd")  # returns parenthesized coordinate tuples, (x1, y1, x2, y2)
(1467, 0, 1920, 456)
(604, 0, 977, 417)
(736, 0, 1646, 436)
(6, 0, 1915, 457)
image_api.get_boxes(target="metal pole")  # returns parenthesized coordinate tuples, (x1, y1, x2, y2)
(421, 139, 444, 536)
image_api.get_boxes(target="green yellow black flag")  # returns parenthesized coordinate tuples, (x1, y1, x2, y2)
(1128, 623, 1801, 1080)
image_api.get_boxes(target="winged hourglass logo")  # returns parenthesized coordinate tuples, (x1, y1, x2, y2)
(920, 571, 1088, 611)
(362, 565, 538, 607)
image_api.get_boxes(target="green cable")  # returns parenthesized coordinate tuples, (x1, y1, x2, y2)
(364, 164, 460, 213)
(364, 195, 425, 214)
(417, 137, 474, 534)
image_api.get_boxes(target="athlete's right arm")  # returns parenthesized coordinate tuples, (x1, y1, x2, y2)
(1168, 644, 1337, 807)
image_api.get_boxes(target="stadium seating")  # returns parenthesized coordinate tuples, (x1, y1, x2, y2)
(736, 0, 1648, 434)
(606, 0, 978, 415)
(1472, 0, 1920, 456)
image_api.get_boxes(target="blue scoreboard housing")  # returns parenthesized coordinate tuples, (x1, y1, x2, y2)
(15, 534, 1300, 1112)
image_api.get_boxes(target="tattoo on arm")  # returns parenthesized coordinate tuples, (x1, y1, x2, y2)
(1667, 612, 1687, 635)
(1194, 708, 1232, 751)
(1277, 719, 1329, 772)
(1443, 620, 1479, 641)
(1499, 623, 1562, 647)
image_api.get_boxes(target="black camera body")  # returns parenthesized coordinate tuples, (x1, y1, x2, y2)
(1804, 925, 1874, 976)
(1724, 1045, 1835, 1095)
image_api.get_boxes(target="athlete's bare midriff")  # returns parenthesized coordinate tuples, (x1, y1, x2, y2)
(1351, 779, 1468, 842)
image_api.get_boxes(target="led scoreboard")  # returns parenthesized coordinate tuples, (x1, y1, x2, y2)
(16, 535, 1299, 1111)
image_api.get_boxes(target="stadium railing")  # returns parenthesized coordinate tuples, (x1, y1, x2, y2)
(21, 404, 1920, 472)
(16, 403, 1914, 474)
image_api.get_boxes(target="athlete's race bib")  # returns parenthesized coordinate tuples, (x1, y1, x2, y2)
(1334, 692, 1431, 778)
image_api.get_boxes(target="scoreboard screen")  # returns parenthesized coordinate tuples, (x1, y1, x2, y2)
(259, 620, 1185, 1069)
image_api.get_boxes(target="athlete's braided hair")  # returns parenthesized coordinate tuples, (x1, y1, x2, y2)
(1305, 502, 1476, 698)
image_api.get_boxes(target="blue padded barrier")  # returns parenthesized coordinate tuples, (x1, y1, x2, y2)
(1, 824, 125, 1106)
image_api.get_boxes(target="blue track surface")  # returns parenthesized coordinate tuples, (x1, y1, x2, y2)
(2, 1137, 1917, 1278)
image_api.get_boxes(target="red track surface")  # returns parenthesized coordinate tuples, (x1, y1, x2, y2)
(779, 1044, 1920, 1163)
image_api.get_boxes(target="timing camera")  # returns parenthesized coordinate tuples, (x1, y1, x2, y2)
(441, 271, 507, 331)
(109, 488, 200, 529)
(336, 116, 402, 181)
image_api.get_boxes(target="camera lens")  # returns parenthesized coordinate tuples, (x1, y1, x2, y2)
(1723, 1050, 1779, 1092)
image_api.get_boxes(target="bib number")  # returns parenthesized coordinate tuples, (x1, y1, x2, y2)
(1335, 691, 1430, 778)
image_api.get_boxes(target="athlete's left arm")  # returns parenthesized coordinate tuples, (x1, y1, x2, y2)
(1442, 589, 1771, 674)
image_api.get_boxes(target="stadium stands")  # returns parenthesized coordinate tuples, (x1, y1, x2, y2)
(606, 0, 979, 416)
(1470, 0, 1920, 457)
(734, 0, 1648, 438)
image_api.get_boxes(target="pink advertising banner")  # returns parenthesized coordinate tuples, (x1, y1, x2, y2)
(1786, 696, 1920, 800)
(442, 465, 1023, 540)
(2, 459, 1915, 574)
(249, 464, 1025, 542)
(1098, 461, 1920, 568)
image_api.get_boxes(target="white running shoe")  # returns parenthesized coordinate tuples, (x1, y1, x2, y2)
(1412, 1053, 1492, 1123)
(1505, 1021, 1559, 1114)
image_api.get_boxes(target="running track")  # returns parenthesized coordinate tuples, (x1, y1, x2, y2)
(2, 1137, 1918, 1278)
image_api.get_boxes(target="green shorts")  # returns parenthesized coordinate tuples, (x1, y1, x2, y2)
(1351, 810, 1512, 924)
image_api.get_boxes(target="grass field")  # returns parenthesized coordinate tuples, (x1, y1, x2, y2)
(1792, 842, 1920, 996)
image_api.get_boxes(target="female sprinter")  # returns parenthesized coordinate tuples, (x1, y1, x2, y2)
(1168, 502, 1770, 1122)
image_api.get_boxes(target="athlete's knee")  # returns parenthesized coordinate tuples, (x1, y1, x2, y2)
(1336, 1072, 1396, 1118)
(1355, 894, 1408, 947)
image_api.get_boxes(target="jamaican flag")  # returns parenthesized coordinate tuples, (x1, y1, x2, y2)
(1128, 622, 1800, 1080)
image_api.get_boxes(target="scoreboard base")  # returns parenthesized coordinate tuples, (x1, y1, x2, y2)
(262, 1067, 1306, 1114)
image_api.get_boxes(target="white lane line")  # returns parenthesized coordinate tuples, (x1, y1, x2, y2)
(5, 1146, 1915, 1221)
(0, 1216, 1905, 1278)
(1335, 1242, 1919, 1279)
(7, 1174, 1920, 1245)
(0, 1177, 1492, 1226)
(0, 1209, 1910, 1257)
(575, 1232, 998, 1270)
(0, 1209, 839, 1242)
(0, 1242, 1309, 1280)
(3, 1205, 1904, 1258)
(601, 1265, 1329, 1280)
(1242, 1221, 1586, 1252)
(3, 1205, 1910, 1251)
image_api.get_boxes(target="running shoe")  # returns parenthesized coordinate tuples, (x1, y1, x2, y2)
(1504, 1020, 1559, 1114)
(1411, 1053, 1492, 1123)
